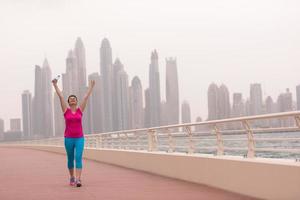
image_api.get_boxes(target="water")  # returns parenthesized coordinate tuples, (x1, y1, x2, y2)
(156, 131, 300, 160)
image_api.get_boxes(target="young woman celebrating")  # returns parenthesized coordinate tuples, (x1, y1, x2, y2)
(52, 78, 95, 187)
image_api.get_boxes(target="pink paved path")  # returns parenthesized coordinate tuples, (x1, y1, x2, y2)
(0, 147, 257, 200)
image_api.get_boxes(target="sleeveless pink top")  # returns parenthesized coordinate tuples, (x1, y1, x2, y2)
(64, 108, 84, 138)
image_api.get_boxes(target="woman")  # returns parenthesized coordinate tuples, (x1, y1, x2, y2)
(52, 78, 95, 187)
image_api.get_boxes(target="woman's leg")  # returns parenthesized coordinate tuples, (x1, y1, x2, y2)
(64, 138, 75, 178)
(75, 137, 84, 181)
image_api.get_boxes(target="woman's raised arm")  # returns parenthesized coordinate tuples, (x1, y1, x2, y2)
(80, 80, 95, 112)
(52, 79, 67, 113)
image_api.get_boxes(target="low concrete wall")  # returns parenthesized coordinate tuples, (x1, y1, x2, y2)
(10, 145, 300, 200)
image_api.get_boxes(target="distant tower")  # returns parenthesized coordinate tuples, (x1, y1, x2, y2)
(218, 84, 230, 119)
(207, 83, 218, 120)
(116, 68, 130, 130)
(181, 101, 191, 124)
(296, 85, 300, 110)
(112, 58, 124, 131)
(22, 90, 32, 138)
(100, 38, 113, 132)
(32, 65, 43, 137)
(130, 76, 144, 129)
(41, 59, 54, 137)
(10, 118, 21, 132)
(165, 57, 179, 125)
(144, 88, 151, 128)
(277, 88, 294, 127)
(250, 83, 263, 116)
(88, 73, 103, 133)
(149, 50, 161, 127)
(231, 93, 244, 117)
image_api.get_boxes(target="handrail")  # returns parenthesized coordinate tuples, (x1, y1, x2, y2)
(1, 111, 300, 160)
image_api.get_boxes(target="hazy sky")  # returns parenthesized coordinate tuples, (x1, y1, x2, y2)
(0, 0, 300, 130)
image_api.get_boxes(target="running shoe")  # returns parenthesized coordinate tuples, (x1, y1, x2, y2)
(76, 179, 82, 187)
(69, 177, 76, 186)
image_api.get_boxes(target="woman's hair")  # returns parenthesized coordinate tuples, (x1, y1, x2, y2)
(67, 95, 78, 103)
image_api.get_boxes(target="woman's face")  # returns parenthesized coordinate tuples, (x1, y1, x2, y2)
(68, 96, 78, 106)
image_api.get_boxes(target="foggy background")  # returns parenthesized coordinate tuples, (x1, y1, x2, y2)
(0, 0, 300, 130)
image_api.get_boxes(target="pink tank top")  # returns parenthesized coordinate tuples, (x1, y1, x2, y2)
(64, 108, 84, 138)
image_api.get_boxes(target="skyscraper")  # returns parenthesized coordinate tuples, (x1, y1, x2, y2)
(41, 59, 54, 137)
(149, 50, 161, 127)
(277, 88, 294, 127)
(165, 57, 179, 125)
(88, 73, 103, 133)
(22, 90, 32, 138)
(296, 85, 300, 110)
(181, 101, 191, 124)
(10, 118, 21, 131)
(100, 38, 113, 132)
(0, 118, 4, 140)
(74, 37, 87, 91)
(250, 83, 263, 116)
(116, 68, 130, 130)
(144, 88, 150, 128)
(231, 93, 244, 117)
(112, 58, 124, 131)
(265, 96, 278, 127)
(207, 83, 218, 120)
(218, 84, 231, 119)
(130, 76, 144, 129)
(32, 65, 43, 137)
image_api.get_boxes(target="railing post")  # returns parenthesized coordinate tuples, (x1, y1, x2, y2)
(214, 125, 224, 156)
(242, 120, 255, 158)
(184, 126, 194, 154)
(147, 129, 157, 152)
(294, 116, 300, 128)
(166, 128, 174, 153)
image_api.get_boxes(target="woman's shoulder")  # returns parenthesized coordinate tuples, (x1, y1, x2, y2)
(64, 107, 70, 115)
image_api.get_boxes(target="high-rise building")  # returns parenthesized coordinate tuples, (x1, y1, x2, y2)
(231, 93, 244, 117)
(165, 57, 179, 125)
(277, 88, 294, 127)
(100, 38, 113, 132)
(207, 83, 218, 120)
(296, 85, 300, 110)
(112, 58, 124, 131)
(116, 69, 130, 130)
(64, 50, 79, 96)
(218, 84, 231, 119)
(88, 73, 103, 133)
(41, 59, 54, 137)
(149, 50, 161, 127)
(144, 88, 150, 128)
(130, 76, 144, 129)
(10, 118, 21, 131)
(181, 101, 191, 124)
(265, 96, 278, 127)
(194, 116, 203, 132)
(0, 118, 4, 140)
(22, 90, 32, 138)
(74, 37, 87, 91)
(250, 83, 263, 116)
(32, 65, 43, 137)
(160, 101, 168, 126)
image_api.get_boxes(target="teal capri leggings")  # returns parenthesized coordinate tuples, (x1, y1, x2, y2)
(64, 137, 85, 169)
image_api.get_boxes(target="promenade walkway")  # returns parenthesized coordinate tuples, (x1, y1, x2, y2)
(0, 147, 256, 200)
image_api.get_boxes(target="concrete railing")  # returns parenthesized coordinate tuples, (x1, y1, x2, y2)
(1, 111, 300, 200)
(7, 111, 300, 159)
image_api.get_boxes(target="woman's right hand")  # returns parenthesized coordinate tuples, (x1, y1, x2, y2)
(52, 79, 58, 85)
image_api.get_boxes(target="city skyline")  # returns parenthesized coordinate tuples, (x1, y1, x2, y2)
(1, 0, 300, 130)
